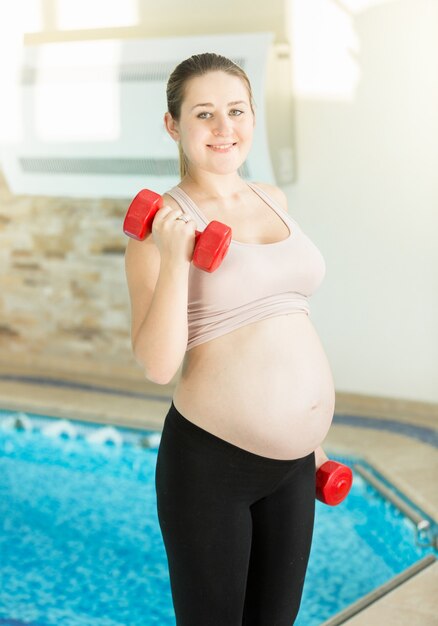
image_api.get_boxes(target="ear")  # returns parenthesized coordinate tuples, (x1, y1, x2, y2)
(164, 112, 180, 141)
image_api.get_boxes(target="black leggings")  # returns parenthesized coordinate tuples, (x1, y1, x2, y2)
(155, 401, 316, 626)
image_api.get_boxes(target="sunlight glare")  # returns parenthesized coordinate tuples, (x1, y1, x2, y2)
(35, 41, 121, 142)
(337, 0, 399, 13)
(0, 5, 26, 142)
(21, 0, 43, 32)
(56, 0, 139, 30)
(290, 0, 361, 101)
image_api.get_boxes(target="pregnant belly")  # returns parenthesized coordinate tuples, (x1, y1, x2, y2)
(173, 313, 336, 460)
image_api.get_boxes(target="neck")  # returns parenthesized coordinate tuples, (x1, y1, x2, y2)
(183, 170, 248, 200)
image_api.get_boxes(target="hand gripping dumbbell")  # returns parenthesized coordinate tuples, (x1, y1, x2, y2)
(316, 461, 353, 506)
(123, 189, 232, 273)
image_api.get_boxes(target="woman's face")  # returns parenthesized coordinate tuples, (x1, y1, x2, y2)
(167, 70, 255, 176)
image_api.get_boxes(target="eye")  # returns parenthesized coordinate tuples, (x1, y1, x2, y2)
(230, 109, 244, 116)
(197, 111, 212, 119)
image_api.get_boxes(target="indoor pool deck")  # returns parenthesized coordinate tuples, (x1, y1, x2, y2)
(0, 365, 437, 626)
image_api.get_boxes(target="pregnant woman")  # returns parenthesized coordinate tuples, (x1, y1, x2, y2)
(125, 53, 335, 626)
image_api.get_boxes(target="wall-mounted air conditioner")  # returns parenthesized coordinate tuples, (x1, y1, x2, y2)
(0, 32, 294, 198)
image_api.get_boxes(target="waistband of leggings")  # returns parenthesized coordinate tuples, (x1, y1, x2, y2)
(164, 400, 315, 468)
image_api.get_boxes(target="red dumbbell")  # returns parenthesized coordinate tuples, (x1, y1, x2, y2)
(123, 189, 232, 273)
(316, 461, 353, 506)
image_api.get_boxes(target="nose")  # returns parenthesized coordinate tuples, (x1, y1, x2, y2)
(212, 113, 233, 136)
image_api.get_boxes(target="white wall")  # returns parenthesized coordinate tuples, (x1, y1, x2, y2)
(284, 0, 438, 403)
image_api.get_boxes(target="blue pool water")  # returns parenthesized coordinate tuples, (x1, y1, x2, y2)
(0, 410, 436, 626)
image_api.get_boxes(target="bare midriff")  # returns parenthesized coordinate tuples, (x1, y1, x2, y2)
(173, 312, 335, 460)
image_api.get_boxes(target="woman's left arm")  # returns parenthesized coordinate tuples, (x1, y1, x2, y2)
(314, 446, 330, 471)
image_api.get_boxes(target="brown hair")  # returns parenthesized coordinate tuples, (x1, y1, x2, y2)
(166, 53, 255, 179)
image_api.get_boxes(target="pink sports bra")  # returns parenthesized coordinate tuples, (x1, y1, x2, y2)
(165, 183, 326, 351)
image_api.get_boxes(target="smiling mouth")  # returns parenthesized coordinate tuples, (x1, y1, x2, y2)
(207, 143, 237, 152)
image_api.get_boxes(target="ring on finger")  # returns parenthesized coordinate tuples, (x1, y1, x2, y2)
(176, 214, 190, 223)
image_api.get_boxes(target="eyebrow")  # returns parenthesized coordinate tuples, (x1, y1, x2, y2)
(190, 100, 248, 111)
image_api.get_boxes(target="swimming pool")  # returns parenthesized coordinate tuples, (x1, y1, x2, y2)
(0, 410, 436, 626)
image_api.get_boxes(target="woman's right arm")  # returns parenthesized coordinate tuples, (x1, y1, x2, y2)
(124, 195, 196, 384)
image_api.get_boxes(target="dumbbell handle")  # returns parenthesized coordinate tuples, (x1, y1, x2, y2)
(316, 460, 353, 506)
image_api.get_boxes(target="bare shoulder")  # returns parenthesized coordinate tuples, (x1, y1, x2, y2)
(252, 181, 288, 212)
(162, 191, 182, 211)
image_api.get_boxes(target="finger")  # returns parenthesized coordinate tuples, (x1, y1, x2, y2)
(154, 205, 178, 224)
(155, 205, 173, 218)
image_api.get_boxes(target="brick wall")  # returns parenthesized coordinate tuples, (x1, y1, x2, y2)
(0, 171, 144, 381)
